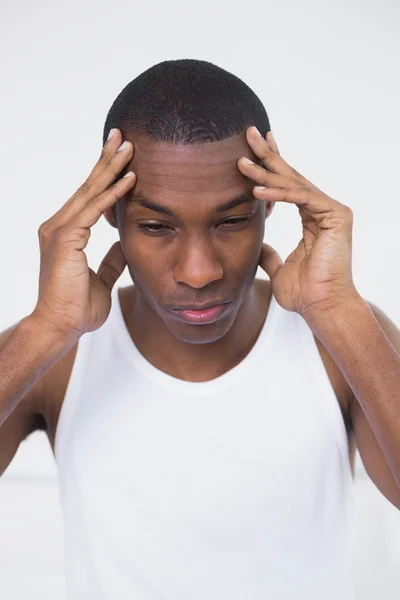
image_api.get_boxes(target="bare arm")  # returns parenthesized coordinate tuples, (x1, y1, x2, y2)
(0, 316, 72, 428)
(0, 317, 72, 476)
(0, 127, 136, 475)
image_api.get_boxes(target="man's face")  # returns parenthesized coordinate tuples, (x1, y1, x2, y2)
(108, 131, 272, 344)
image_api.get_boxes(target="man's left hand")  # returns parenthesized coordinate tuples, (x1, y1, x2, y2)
(237, 126, 361, 320)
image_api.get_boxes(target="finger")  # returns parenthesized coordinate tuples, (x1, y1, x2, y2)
(266, 131, 280, 155)
(243, 132, 326, 196)
(97, 240, 127, 292)
(73, 171, 137, 229)
(253, 186, 347, 221)
(245, 126, 293, 177)
(57, 129, 125, 214)
(86, 137, 135, 198)
(89, 127, 124, 179)
(237, 157, 292, 190)
(258, 243, 283, 279)
(51, 133, 134, 225)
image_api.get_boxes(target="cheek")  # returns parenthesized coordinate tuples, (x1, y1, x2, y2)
(121, 234, 170, 281)
(228, 216, 265, 270)
(214, 214, 266, 269)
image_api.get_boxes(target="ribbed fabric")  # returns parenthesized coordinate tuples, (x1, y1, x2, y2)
(55, 283, 355, 599)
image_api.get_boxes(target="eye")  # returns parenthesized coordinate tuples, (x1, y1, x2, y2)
(137, 216, 253, 236)
(137, 223, 170, 234)
(219, 217, 252, 229)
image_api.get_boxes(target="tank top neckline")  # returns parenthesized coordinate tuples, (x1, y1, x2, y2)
(110, 283, 280, 395)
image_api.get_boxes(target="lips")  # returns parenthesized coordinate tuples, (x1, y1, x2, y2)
(169, 302, 233, 325)
(169, 300, 231, 311)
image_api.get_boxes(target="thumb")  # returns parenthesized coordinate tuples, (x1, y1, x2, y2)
(258, 242, 283, 279)
(97, 241, 127, 292)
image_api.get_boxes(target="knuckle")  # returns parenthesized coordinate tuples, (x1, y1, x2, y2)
(78, 179, 91, 196)
(99, 145, 108, 161)
(108, 160, 121, 177)
(85, 195, 96, 206)
(52, 226, 67, 243)
(88, 162, 101, 179)
(105, 187, 119, 206)
(86, 195, 100, 210)
(105, 156, 124, 179)
(38, 220, 53, 239)
(97, 154, 110, 173)
(291, 166, 303, 180)
(38, 221, 46, 236)
(86, 194, 104, 216)
(55, 226, 89, 250)
(38, 222, 66, 251)
(340, 205, 353, 222)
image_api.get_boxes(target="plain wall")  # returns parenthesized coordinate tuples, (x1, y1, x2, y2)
(0, 0, 399, 597)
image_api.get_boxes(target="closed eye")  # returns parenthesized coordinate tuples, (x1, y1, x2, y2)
(137, 217, 252, 235)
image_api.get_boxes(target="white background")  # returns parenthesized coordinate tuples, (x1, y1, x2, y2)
(1, 0, 400, 597)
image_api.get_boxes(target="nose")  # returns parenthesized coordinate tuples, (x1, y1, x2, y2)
(173, 237, 223, 289)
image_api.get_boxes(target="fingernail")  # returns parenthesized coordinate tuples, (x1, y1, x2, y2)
(107, 128, 116, 141)
(117, 141, 130, 152)
(123, 171, 135, 178)
(242, 157, 255, 165)
(252, 126, 262, 137)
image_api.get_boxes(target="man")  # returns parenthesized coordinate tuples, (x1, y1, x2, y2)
(1, 58, 400, 599)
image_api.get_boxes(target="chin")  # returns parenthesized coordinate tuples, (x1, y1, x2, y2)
(163, 307, 239, 345)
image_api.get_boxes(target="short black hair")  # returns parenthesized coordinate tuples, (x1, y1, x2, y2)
(103, 58, 271, 145)
(102, 59, 271, 220)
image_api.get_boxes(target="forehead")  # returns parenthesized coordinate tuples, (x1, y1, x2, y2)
(124, 131, 259, 194)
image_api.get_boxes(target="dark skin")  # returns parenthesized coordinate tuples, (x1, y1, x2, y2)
(2, 127, 400, 513)
(103, 131, 275, 382)
(66, 127, 400, 509)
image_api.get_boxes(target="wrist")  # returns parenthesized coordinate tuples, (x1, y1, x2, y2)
(23, 310, 79, 354)
(303, 293, 369, 338)
(301, 286, 362, 323)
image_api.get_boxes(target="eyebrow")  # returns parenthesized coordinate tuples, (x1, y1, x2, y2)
(126, 191, 256, 217)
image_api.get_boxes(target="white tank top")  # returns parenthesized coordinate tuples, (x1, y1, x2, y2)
(55, 283, 355, 599)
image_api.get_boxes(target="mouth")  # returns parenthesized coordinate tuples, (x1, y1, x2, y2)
(168, 301, 234, 325)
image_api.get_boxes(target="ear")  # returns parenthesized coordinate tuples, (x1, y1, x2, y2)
(103, 206, 118, 229)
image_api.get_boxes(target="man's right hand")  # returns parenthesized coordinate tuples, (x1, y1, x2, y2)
(31, 128, 136, 344)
